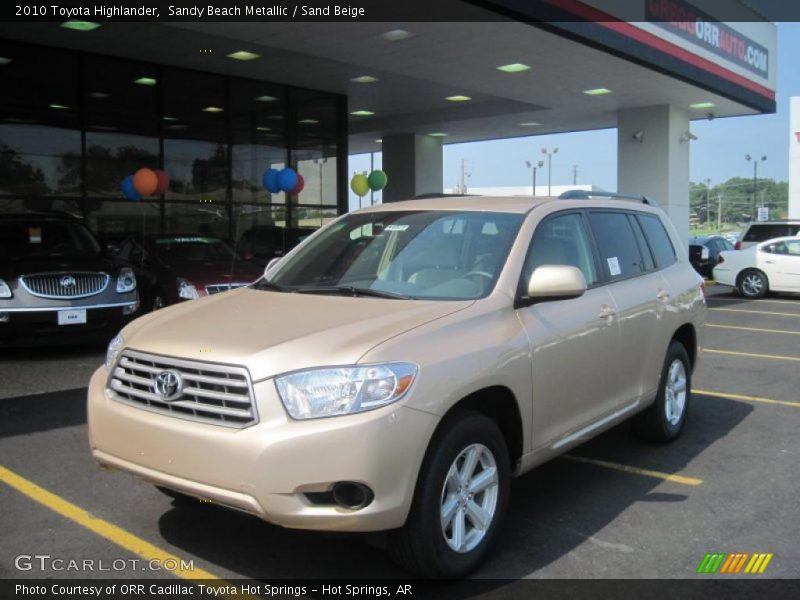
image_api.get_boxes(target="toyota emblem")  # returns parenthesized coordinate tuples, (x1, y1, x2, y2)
(154, 369, 183, 401)
(60, 275, 76, 288)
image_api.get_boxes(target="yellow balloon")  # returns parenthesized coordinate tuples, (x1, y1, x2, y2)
(350, 173, 370, 197)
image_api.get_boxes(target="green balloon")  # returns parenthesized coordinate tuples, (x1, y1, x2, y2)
(367, 169, 388, 191)
(350, 173, 370, 197)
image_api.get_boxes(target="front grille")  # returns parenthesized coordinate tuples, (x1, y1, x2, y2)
(205, 283, 249, 295)
(108, 349, 257, 428)
(20, 272, 110, 299)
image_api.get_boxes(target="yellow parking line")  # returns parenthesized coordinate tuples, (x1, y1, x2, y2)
(0, 464, 226, 583)
(710, 308, 800, 318)
(704, 348, 800, 362)
(706, 323, 800, 336)
(563, 455, 702, 486)
(694, 389, 800, 409)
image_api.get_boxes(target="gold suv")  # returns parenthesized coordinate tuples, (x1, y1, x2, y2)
(88, 193, 706, 577)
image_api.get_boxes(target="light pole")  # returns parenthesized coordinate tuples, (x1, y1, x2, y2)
(745, 154, 766, 219)
(542, 147, 558, 196)
(704, 178, 711, 227)
(525, 160, 544, 196)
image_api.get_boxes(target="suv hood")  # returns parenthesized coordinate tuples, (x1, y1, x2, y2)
(122, 288, 472, 380)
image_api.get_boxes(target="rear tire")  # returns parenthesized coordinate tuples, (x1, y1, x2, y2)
(634, 342, 691, 442)
(388, 411, 509, 578)
(737, 269, 768, 299)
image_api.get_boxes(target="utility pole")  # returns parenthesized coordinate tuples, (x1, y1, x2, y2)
(745, 154, 767, 219)
(704, 178, 711, 227)
(717, 191, 723, 230)
(573, 165, 578, 185)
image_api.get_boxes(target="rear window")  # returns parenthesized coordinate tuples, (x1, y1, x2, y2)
(743, 224, 800, 242)
(637, 214, 676, 268)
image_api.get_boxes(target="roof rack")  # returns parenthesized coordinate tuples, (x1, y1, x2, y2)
(558, 190, 659, 207)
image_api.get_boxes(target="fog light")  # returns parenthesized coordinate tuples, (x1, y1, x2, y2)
(122, 302, 140, 316)
(0, 312, 9, 323)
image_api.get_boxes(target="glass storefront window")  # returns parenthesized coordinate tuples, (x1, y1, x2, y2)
(295, 206, 339, 228)
(164, 201, 230, 240)
(83, 200, 161, 239)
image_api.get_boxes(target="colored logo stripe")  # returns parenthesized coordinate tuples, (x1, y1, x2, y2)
(697, 552, 773, 574)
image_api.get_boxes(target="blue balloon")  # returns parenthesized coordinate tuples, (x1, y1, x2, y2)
(263, 168, 281, 194)
(121, 175, 141, 201)
(277, 168, 299, 193)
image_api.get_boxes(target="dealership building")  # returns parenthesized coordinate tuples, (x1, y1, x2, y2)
(0, 1, 777, 242)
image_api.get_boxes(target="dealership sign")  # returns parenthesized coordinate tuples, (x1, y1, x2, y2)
(646, 0, 769, 78)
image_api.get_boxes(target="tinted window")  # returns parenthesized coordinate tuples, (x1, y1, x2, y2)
(0, 220, 100, 259)
(628, 215, 655, 271)
(637, 214, 677, 268)
(744, 224, 800, 242)
(769, 240, 800, 256)
(522, 213, 598, 286)
(588, 212, 646, 280)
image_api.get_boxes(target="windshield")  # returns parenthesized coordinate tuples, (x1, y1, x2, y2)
(152, 236, 235, 262)
(0, 220, 101, 259)
(264, 211, 524, 300)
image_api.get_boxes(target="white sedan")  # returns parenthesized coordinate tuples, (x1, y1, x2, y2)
(713, 236, 800, 298)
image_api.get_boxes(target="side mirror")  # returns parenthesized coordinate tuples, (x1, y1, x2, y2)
(526, 265, 587, 302)
(264, 257, 281, 278)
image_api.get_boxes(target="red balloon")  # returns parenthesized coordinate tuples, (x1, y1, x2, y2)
(290, 173, 305, 195)
(154, 170, 170, 195)
(133, 168, 158, 196)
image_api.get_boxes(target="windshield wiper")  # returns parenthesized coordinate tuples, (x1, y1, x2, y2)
(251, 279, 293, 293)
(295, 285, 413, 300)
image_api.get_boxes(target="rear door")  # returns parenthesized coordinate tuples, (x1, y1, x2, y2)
(762, 240, 800, 291)
(587, 210, 669, 407)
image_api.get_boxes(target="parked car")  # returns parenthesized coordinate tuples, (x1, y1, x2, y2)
(237, 225, 317, 267)
(713, 236, 800, 298)
(688, 235, 734, 278)
(735, 220, 800, 250)
(115, 234, 263, 311)
(0, 213, 139, 346)
(89, 193, 706, 577)
(721, 231, 741, 246)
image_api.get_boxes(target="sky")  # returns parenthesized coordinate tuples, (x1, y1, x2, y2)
(348, 21, 799, 210)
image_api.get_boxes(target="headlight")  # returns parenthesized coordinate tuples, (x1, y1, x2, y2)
(0, 278, 11, 299)
(275, 362, 418, 420)
(115, 268, 137, 293)
(105, 333, 124, 370)
(177, 278, 200, 299)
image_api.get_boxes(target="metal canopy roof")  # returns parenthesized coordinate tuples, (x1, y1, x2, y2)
(0, 16, 769, 154)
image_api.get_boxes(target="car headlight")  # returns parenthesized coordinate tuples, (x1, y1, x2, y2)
(115, 268, 137, 293)
(105, 333, 124, 370)
(275, 363, 418, 420)
(0, 278, 11, 299)
(177, 278, 200, 299)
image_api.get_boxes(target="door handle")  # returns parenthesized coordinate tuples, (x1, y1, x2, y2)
(657, 289, 670, 302)
(765, 259, 776, 264)
(599, 305, 616, 320)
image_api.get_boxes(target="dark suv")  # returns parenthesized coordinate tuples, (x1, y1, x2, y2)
(0, 213, 140, 346)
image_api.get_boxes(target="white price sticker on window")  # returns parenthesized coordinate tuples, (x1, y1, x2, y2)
(384, 224, 409, 232)
(607, 257, 621, 276)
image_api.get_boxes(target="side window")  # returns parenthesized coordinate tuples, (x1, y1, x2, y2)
(522, 213, 598, 287)
(786, 240, 800, 255)
(765, 242, 786, 255)
(588, 211, 646, 280)
(637, 213, 677, 268)
(628, 215, 655, 271)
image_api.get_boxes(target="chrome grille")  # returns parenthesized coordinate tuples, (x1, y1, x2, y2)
(20, 272, 110, 299)
(205, 283, 249, 295)
(108, 349, 257, 428)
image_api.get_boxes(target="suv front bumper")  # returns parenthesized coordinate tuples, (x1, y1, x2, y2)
(87, 365, 438, 532)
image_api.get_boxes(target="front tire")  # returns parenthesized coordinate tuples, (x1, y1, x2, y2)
(634, 342, 691, 442)
(389, 411, 509, 578)
(737, 269, 768, 299)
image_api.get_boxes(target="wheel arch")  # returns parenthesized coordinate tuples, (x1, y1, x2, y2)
(670, 323, 697, 369)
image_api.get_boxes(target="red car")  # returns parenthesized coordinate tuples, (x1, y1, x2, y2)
(115, 234, 263, 311)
